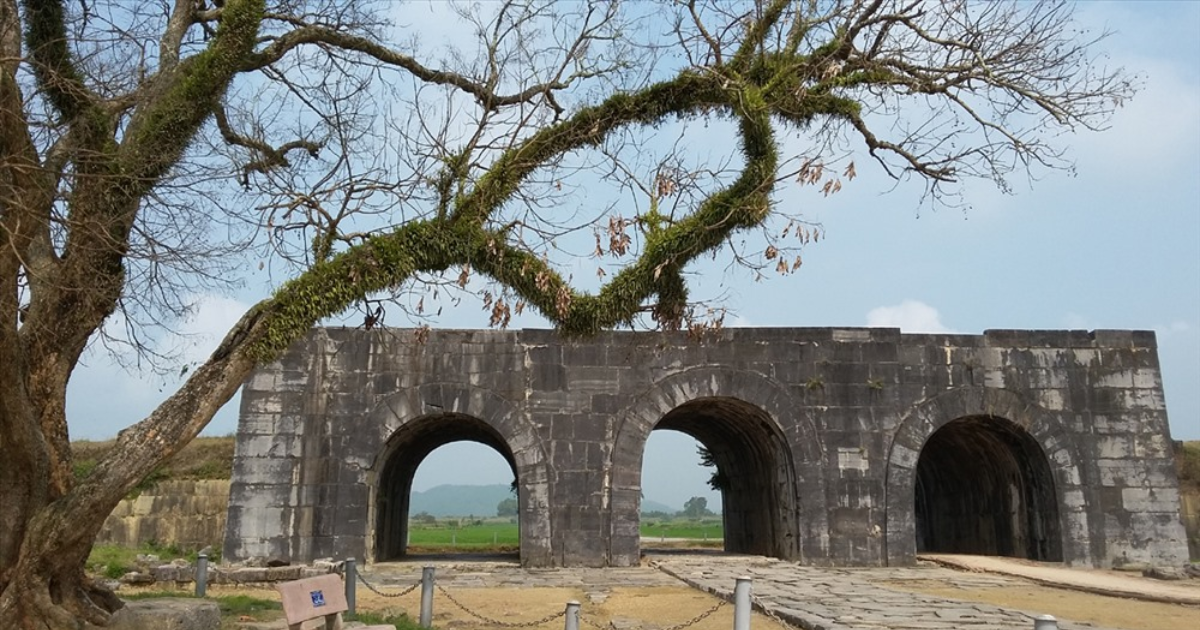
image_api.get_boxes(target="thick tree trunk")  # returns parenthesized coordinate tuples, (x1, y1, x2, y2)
(0, 491, 123, 629)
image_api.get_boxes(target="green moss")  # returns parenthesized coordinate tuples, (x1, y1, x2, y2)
(250, 221, 458, 361)
(120, 0, 266, 185)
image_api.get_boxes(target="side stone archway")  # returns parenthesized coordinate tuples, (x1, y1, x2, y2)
(884, 387, 1087, 566)
(913, 415, 1062, 560)
(607, 367, 827, 565)
(374, 413, 517, 560)
(366, 382, 552, 565)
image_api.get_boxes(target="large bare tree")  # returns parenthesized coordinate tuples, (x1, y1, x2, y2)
(0, 0, 1133, 627)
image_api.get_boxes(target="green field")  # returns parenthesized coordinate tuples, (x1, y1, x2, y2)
(407, 521, 520, 549)
(405, 517, 724, 550)
(639, 519, 724, 540)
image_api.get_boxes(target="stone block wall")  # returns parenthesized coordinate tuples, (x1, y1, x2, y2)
(223, 328, 1189, 568)
(99, 480, 230, 550)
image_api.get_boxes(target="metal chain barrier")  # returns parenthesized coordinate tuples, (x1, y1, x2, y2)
(581, 614, 612, 630)
(659, 598, 726, 630)
(749, 595, 796, 629)
(436, 583, 567, 628)
(580, 598, 725, 630)
(355, 571, 422, 598)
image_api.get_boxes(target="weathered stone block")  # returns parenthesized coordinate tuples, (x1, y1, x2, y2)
(86, 599, 220, 630)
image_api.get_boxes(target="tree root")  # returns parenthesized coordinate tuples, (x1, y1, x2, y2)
(0, 571, 120, 629)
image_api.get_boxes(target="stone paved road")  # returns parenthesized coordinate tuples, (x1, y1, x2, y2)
(920, 554, 1200, 606)
(647, 555, 1123, 630)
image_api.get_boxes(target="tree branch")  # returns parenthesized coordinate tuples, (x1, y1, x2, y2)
(242, 26, 569, 111)
(20, 0, 98, 121)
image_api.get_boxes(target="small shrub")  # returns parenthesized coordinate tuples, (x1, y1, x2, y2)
(73, 459, 98, 481)
(103, 563, 127, 579)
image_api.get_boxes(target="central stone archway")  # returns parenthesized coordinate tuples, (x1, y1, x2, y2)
(607, 367, 827, 564)
(652, 397, 797, 556)
(365, 382, 552, 566)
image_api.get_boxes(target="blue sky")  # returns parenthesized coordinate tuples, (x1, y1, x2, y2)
(66, 2, 1198, 510)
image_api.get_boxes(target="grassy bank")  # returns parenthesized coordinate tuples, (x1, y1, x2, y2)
(74, 436, 235, 498)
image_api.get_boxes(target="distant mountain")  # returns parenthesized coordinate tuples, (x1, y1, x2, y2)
(410, 484, 514, 517)
(641, 499, 678, 514)
(409, 483, 682, 517)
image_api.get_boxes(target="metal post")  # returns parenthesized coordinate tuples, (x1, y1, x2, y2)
(734, 576, 751, 630)
(564, 601, 581, 630)
(345, 558, 357, 617)
(194, 553, 209, 598)
(420, 565, 435, 628)
(1034, 615, 1059, 630)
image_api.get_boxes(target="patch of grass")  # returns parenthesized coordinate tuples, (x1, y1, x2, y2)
(407, 521, 520, 548)
(347, 611, 421, 629)
(214, 594, 281, 619)
(1177, 441, 1200, 489)
(71, 436, 235, 493)
(121, 592, 283, 630)
(87, 545, 141, 578)
(87, 541, 219, 578)
(639, 519, 724, 540)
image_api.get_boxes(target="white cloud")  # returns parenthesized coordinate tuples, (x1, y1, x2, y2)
(67, 293, 252, 440)
(1156, 320, 1193, 337)
(1072, 60, 1200, 182)
(1062, 312, 1092, 330)
(172, 294, 253, 366)
(865, 300, 953, 333)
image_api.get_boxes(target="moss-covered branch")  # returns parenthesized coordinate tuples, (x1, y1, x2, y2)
(118, 0, 265, 188)
(466, 105, 777, 336)
(451, 72, 728, 226)
(21, 0, 95, 121)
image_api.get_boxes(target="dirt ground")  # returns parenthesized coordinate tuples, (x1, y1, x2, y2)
(131, 558, 1200, 630)
(184, 576, 1200, 630)
(184, 583, 785, 630)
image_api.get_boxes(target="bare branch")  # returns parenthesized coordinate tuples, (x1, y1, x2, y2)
(242, 25, 571, 111)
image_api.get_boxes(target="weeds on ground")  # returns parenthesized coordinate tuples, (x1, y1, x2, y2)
(347, 610, 421, 629)
(122, 592, 284, 629)
(87, 541, 220, 578)
(212, 594, 281, 620)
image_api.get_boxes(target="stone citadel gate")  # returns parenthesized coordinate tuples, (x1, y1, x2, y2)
(223, 328, 1189, 568)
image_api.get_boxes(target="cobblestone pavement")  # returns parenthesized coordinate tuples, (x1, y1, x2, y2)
(648, 554, 1121, 630)
(358, 554, 1131, 630)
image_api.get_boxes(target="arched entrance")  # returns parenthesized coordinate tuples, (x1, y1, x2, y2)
(913, 415, 1062, 561)
(375, 413, 517, 561)
(649, 397, 798, 558)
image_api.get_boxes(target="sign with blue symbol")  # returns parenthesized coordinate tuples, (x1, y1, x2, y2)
(310, 590, 326, 607)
